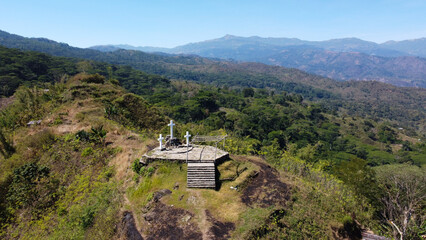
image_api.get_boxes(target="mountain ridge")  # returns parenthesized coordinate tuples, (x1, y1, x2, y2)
(91, 34, 426, 57)
(87, 34, 426, 88)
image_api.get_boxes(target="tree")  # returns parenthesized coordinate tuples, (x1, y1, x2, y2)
(76, 61, 92, 73)
(378, 124, 398, 144)
(333, 158, 379, 207)
(242, 88, 254, 98)
(375, 164, 426, 240)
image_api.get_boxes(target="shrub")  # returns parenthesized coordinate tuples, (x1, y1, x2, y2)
(131, 159, 143, 175)
(80, 74, 105, 84)
(377, 124, 398, 144)
(111, 93, 166, 130)
(7, 163, 51, 209)
(75, 126, 107, 145)
(145, 192, 153, 202)
(81, 147, 93, 157)
(80, 205, 96, 229)
(146, 167, 155, 177)
(90, 125, 107, 145)
(109, 79, 120, 85)
(340, 215, 362, 239)
(75, 130, 90, 141)
(0, 128, 15, 158)
(25, 129, 55, 150)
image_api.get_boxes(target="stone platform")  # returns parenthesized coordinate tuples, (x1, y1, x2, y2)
(187, 162, 216, 188)
(141, 145, 229, 164)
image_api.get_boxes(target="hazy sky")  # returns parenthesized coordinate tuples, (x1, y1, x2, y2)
(1, 0, 425, 48)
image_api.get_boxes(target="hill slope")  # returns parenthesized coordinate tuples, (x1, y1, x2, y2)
(1, 30, 425, 129)
(1, 46, 425, 239)
(0, 73, 371, 239)
(166, 35, 426, 87)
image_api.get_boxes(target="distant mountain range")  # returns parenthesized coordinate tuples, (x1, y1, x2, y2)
(91, 35, 426, 57)
(91, 35, 426, 88)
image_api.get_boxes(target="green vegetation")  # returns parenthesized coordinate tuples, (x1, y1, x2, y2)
(375, 164, 426, 240)
(0, 44, 424, 239)
(0, 69, 155, 238)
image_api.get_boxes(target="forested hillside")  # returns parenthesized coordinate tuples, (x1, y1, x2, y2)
(0, 46, 425, 239)
(1, 30, 425, 131)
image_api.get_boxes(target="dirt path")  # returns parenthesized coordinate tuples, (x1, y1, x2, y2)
(205, 210, 235, 240)
(189, 190, 211, 240)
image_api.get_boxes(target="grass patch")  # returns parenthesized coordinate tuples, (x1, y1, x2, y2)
(200, 159, 259, 222)
(200, 188, 244, 223)
(232, 207, 272, 239)
(128, 161, 187, 209)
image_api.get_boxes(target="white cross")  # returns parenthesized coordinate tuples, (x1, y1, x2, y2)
(158, 134, 164, 149)
(168, 120, 175, 139)
(184, 131, 191, 146)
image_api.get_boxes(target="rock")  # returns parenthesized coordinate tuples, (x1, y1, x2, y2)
(173, 182, 179, 190)
(117, 211, 143, 240)
(27, 120, 42, 127)
(179, 195, 184, 201)
(186, 195, 198, 205)
(144, 212, 156, 222)
(153, 189, 172, 202)
(182, 215, 191, 223)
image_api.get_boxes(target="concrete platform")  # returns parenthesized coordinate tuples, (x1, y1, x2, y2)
(142, 145, 229, 164)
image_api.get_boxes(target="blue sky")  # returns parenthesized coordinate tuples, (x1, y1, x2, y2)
(1, 0, 425, 48)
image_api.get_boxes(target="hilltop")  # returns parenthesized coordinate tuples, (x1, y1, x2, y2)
(0, 46, 425, 239)
(0, 70, 364, 239)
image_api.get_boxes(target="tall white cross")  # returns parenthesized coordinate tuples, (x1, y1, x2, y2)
(184, 131, 191, 146)
(158, 134, 164, 149)
(168, 120, 175, 139)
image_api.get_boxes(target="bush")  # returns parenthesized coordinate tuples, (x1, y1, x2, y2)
(75, 126, 107, 145)
(146, 167, 155, 177)
(81, 147, 93, 157)
(111, 93, 166, 130)
(80, 74, 105, 84)
(0, 128, 15, 158)
(340, 215, 362, 239)
(131, 159, 143, 175)
(378, 124, 398, 144)
(25, 129, 55, 150)
(90, 125, 107, 145)
(109, 79, 120, 85)
(7, 163, 52, 209)
(75, 130, 90, 141)
(80, 205, 96, 229)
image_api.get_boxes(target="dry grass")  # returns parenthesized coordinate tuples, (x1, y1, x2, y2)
(108, 132, 148, 182)
(0, 95, 14, 110)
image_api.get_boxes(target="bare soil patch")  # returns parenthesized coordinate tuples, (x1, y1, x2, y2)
(116, 211, 144, 240)
(205, 210, 235, 240)
(142, 201, 202, 240)
(240, 158, 290, 208)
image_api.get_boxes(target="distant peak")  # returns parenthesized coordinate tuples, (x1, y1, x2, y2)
(223, 34, 238, 39)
